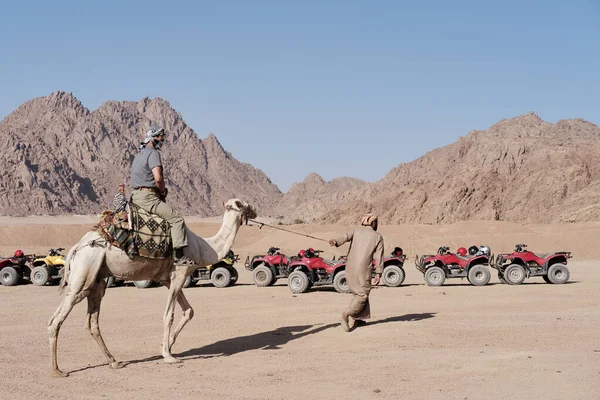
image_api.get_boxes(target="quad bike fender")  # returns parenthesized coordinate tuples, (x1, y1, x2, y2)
(465, 256, 490, 271)
(543, 254, 569, 270)
(290, 264, 311, 275)
(32, 259, 50, 268)
(331, 265, 346, 278)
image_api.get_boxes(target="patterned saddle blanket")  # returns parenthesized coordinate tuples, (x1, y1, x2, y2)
(95, 202, 173, 260)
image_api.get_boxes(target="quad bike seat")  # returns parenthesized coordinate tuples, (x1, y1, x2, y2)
(321, 258, 340, 267)
(455, 254, 471, 261)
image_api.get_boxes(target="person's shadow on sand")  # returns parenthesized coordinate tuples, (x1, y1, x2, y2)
(177, 312, 436, 359)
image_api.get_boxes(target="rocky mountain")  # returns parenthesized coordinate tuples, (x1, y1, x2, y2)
(267, 173, 369, 222)
(271, 113, 600, 224)
(0, 91, 282, 216)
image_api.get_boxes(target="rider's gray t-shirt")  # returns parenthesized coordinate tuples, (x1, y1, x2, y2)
(130, 146, 162, 189)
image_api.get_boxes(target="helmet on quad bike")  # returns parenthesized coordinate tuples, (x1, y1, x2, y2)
(14, 249, 24, 258)
(457, 247, 467, 257)
(226, 250, 235, 259)
(468, 245, 479, 256)
(305, 248, 315, 258)
(392, 247, 403, 257)
(477, 245, 491, 256)
(298, 250, 306, 258)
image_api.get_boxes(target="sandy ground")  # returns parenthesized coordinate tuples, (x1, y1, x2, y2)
(1, 217, 599, 399)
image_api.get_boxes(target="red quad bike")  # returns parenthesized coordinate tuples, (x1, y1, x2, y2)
(245, 247, 291, 287)
(415, 246, 493, 286)
(493, 244, 572, 285)
(0, 250, 33, 286)
(287, 248, 348, 294)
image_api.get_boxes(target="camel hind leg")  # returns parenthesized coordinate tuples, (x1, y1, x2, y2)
(85, 281, 124, 370)
(168, 290, 195, 352)
(161, 269, 188, 364)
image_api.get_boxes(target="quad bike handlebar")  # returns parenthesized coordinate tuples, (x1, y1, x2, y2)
(437, 246, 450, 255)
(49, 248, 65, 256)
(515, 244, 528, 252)
(267, 247, 281, 255)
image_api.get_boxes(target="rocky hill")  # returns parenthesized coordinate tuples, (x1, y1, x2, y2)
(0, 91, 282, 216)
(271, 113, 600, 224)
(267, 173, 369, 222)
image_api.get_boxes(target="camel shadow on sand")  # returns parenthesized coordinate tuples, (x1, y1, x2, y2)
(71, 313, 435, 373)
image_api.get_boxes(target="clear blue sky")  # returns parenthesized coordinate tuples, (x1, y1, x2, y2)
(1, 0, 599, 191)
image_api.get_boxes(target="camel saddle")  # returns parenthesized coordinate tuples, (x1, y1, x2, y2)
(95, 202, 173, 260)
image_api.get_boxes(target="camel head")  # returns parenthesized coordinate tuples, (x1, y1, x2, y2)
(223, 198, 257, 224)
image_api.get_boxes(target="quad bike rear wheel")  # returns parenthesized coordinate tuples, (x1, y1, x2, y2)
(424, 266, 446, 286)
(288, 271, 310, 294)
(383, 265, 405, 287)
(253, 265, 273, 287)
(31, 265, 50, 286)
(468, 265, 491, 286)
(211, 267, 232, 288)
(134, 280, 153, 289)
(333, 271, 350, 293)
(183, 275, 195, 288)
(547, 263, 570, 284)
(497, 272, 507, 284)
(0, 266, 19, 286)
(230, 268, 239, 284)
(503, 264, 526, 285)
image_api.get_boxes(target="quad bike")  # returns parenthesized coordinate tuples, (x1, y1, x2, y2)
(415, 246, 493, 286)
(183, 250, 240, 288)
(286, 247, 408, 294)
(287, 248, 347, 294)
(245, 246, 291, 287)
(493, 244, 572, 285)
(130, 251, 240, 289)
(0, 250, 33, 286)
(30, 248, 66, 286)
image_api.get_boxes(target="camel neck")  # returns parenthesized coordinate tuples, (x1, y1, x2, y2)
(184, 210, 242, 265)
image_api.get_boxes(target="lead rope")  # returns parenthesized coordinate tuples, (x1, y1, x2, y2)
(247, 219, 329, 243)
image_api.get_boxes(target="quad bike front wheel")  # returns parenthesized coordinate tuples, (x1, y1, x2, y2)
(211, 267, 232, 288)
(0, 267, 19, 286)
(382, 265, 406, 287)
(134, 280, 153, 289)
(468, 265, 491, 286)
(503, 264, 526, 285)
(253, 265, 273, 287)
(31, 265, 50, 286)
(547, 263, 570, 284)
(333, 271, 350, 293)
(424, 266, 446, 286)
(288, 271, 310, 294)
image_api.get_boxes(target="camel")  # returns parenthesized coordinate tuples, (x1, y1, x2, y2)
(48, 198, 257, 377)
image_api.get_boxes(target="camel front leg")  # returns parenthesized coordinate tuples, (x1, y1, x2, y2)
(48, 292, 87, 377)
(85, 282, 124, 370)
(161, 271, 186, 364)
(168, 290, 195, 352)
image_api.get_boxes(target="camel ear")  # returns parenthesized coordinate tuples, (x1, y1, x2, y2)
(235, 200, 244, 210)
(223, 201, 226, 207)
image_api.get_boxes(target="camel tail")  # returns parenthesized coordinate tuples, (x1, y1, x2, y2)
(58, 245, 77, 295)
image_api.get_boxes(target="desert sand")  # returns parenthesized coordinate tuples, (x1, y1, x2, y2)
(1, 217, 599, 400)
